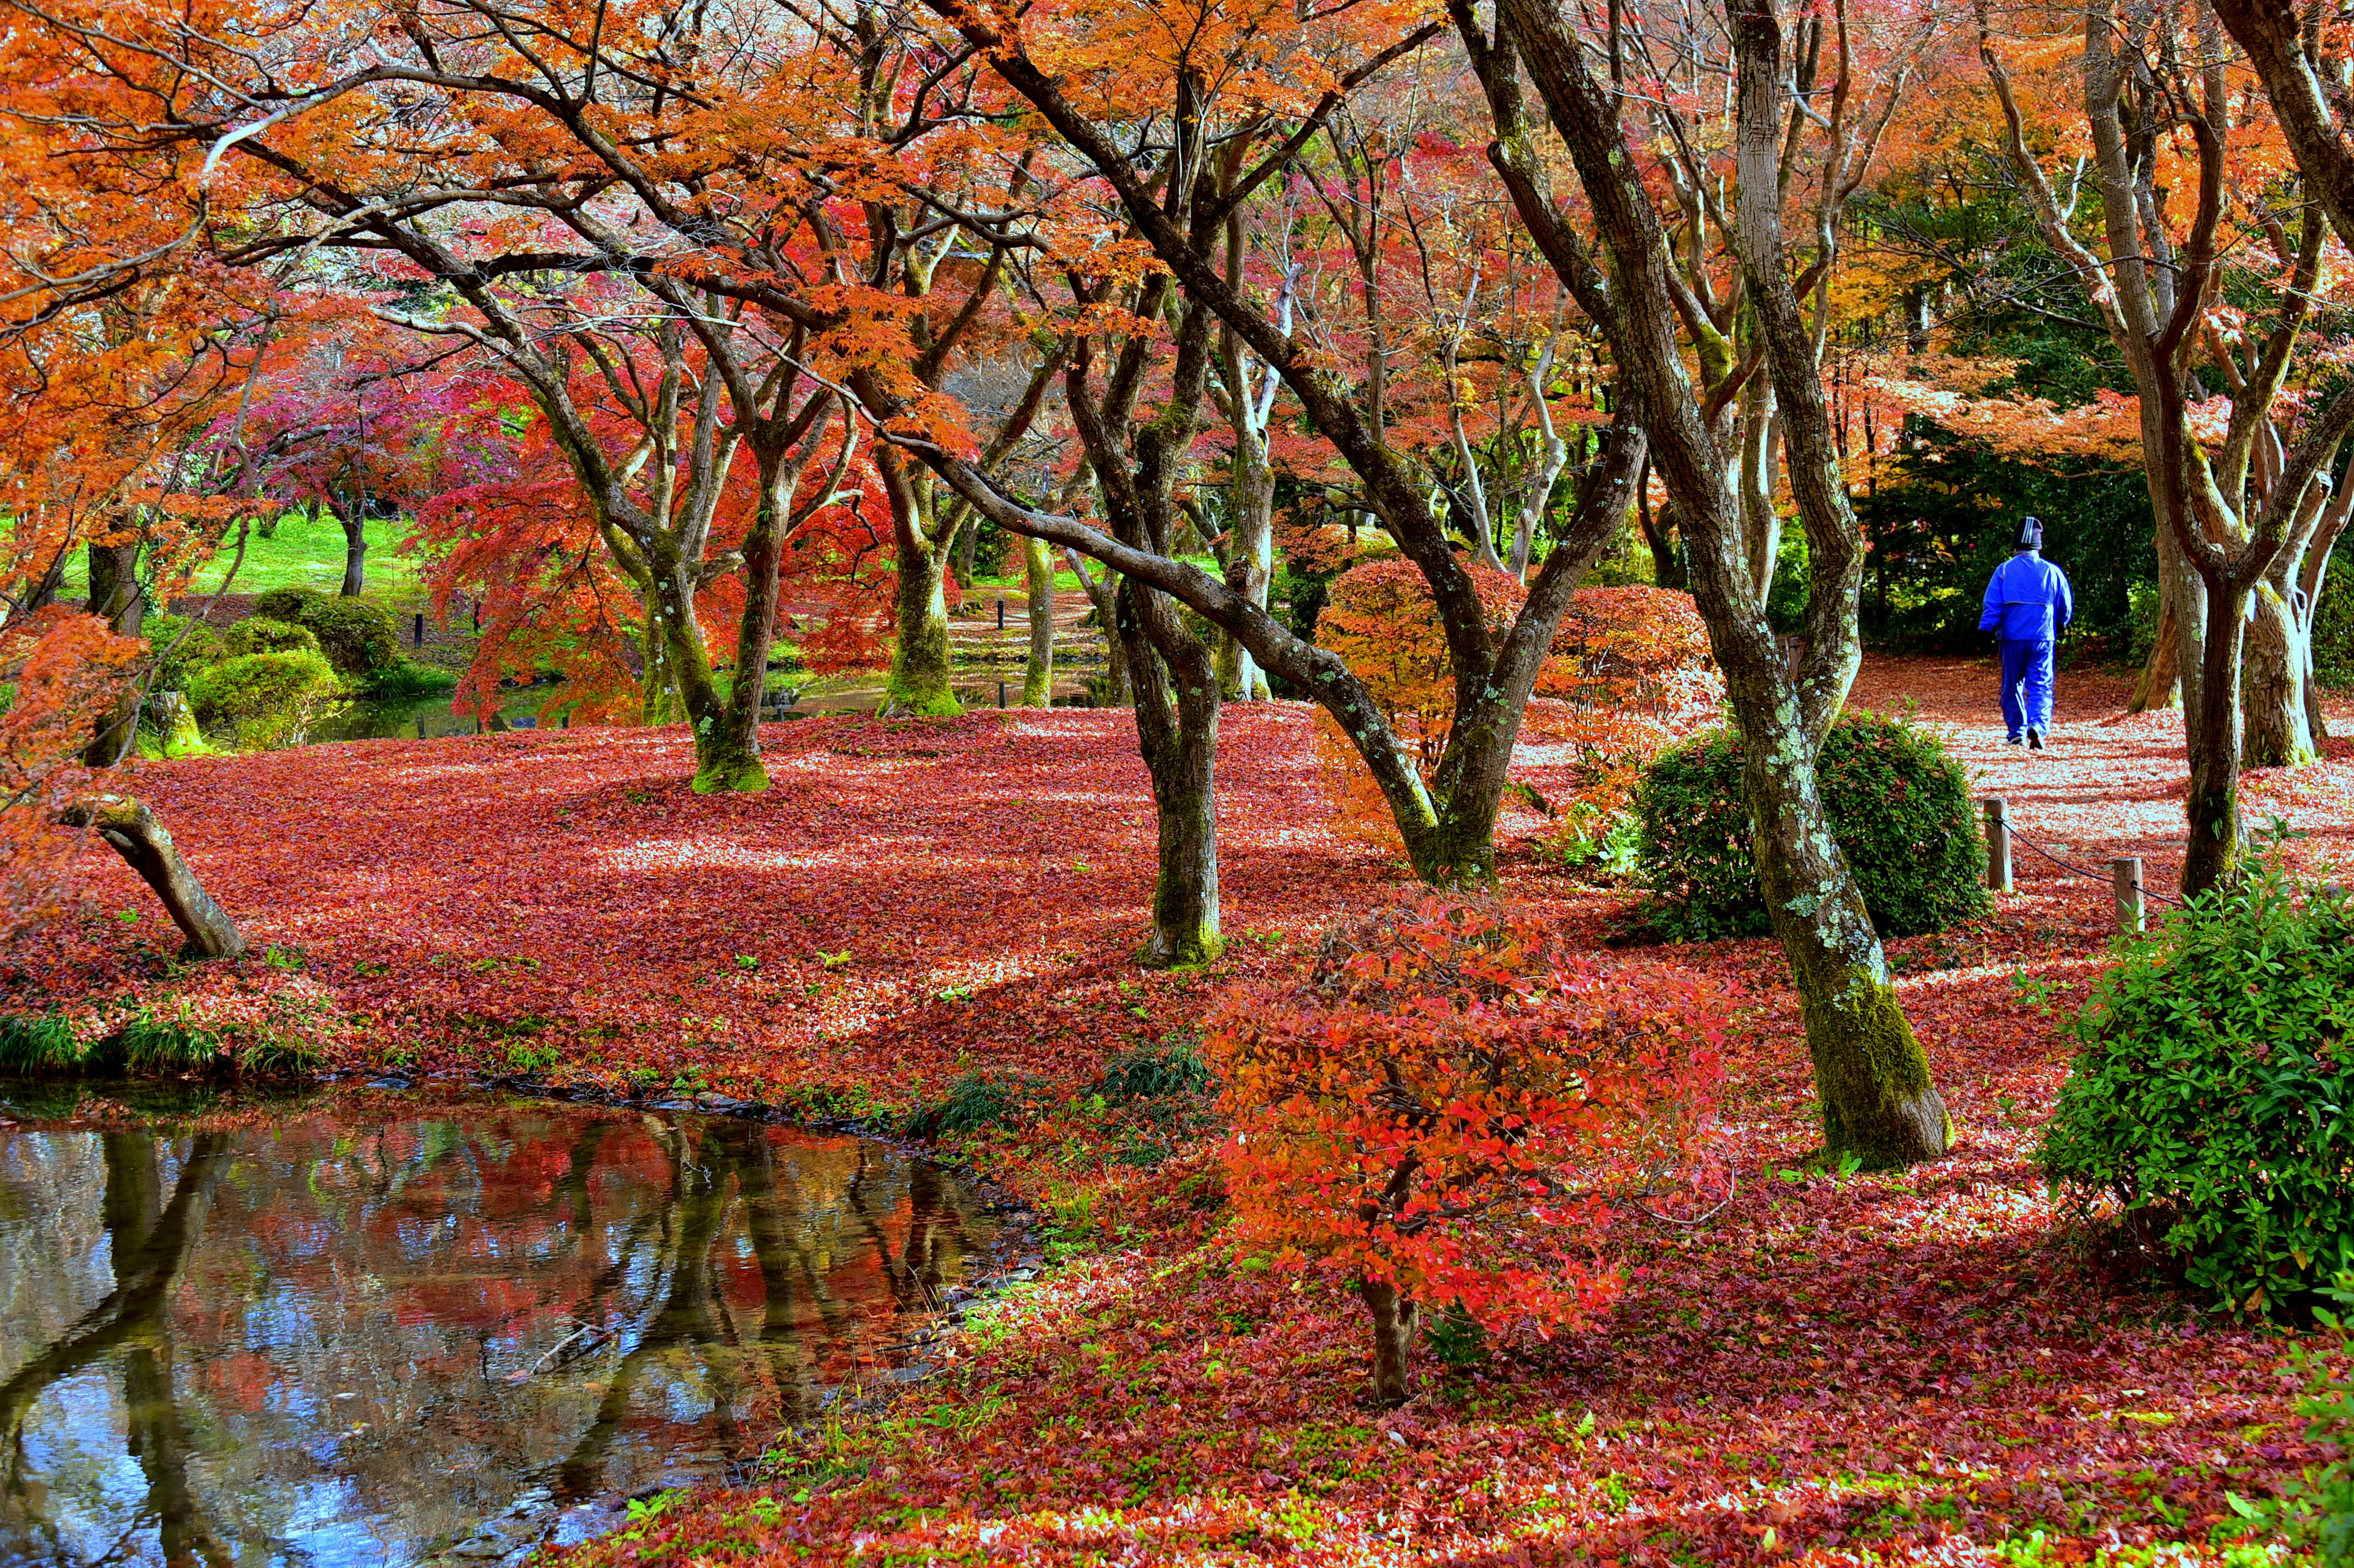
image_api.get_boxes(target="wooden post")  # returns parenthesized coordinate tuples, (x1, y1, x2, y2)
(997, 680, 1007, 709)
(413, 612, 425, 647)
(1983, 797, 2012, 892)
(996, 598, 1006, 630)
(2113, 857, 2144, 934)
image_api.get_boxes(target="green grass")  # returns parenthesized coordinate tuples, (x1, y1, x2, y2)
(0, 1014, 86, 1073)
(55, 511, 423, 602)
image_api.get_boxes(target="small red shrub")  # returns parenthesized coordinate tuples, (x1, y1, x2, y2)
(1205, 898, 1730, 1402)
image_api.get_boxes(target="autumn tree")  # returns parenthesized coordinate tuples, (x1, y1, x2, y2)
(1438, 0, 1955, 1163)
(0, 0, 1067, 785)
(1982, 0, 2347, 891)
(903, 0, 1650, 892)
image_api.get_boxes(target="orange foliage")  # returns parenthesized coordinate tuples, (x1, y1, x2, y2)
(1206, 899, 1729, 1342)
(1312, 564, 1721, 854)
(0, 609, 145, 941)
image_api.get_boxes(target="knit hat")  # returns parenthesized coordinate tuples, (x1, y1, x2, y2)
(2017, 515, 2044, 550)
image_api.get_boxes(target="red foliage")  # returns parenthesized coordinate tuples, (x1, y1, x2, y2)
(11, 663, 2354, 1563)
(1209, 899, 1727, 1349)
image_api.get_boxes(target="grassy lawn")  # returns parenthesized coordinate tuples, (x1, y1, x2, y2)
(52, 512, 424, 603)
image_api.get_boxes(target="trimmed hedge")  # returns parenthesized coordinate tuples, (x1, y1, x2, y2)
(1634, 709, 1991, 941)
(2041, 861, 2354, 1314)
(253, 587, 401, 679)
(220, 616, 321, 659)
(186, 649, 343, 744)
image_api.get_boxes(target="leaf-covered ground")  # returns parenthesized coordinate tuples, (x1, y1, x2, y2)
(11, 654, 2353, 1565)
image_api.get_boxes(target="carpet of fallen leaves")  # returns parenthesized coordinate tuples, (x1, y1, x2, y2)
(12, 654, 2354, 1566)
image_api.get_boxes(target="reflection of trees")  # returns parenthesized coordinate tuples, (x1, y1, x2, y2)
(0, 1132, 231, 1566)
(0, 1102, 994, 1560)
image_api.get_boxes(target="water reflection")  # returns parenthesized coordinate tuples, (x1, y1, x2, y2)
(0, 1090, 997, 1565)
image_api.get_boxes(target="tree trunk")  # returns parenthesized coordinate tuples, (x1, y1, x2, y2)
(1216, 446, 1274, 701)
(701, 468, 791, 796)
(82, 533, 145, 766)
(1738, 364, 1781, 601)
(2131, 530, 2185, 712)
(338, 503, 367, 597)
(1023, 534, 1055, 707)
(882, 453, 959, 716)
(1358, 1275, 1420, 1409)
(58, 797, 245, 959)
(2181, 577, 2249, 894)
(1122, 588, 1222, 967)
(2242, 581, 2315, 768)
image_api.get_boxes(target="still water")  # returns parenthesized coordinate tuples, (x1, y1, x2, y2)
(0, 1085, 1001, 1564)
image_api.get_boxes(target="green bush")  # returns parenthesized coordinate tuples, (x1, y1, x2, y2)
(2226, 1276, 2354, 1561)
(186, 648, 343, 747)
(1633, 709, 1992, 941)
(219, 616, 320, 659)
(139, 614, 226, 691)
(253, 587, 402, 679)
(253, 585, 326, 622)
(904, 1071, 1048, 1138)
(307, 597, 402, 678)
(2041, 861, 2354, 1312)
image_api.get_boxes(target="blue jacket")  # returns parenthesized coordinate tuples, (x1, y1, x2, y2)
(1979, 552, 2074, 642)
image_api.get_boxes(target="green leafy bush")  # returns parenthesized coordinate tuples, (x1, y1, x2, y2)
(1633, 710, 1991, 940)
(253, 585, 325, 621)
(2041, 862, 2354, 1312)
(306, 597, 402, 678)
(220, 616, 321, 659)
(253, 587, 402, 679)
(139, 613, 226, 691)
(186, 648, 343, 747)
(2227, 1276, 2353, 1562)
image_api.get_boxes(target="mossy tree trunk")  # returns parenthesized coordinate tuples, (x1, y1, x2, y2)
(1062, 286, 1226, 966)
(82, 528, 146, 766)
(880, 447, 960, 717)
(1430, 0, 1954, 1164)
(1022, 534, 1055, 707)
(58, 796, 245, 958)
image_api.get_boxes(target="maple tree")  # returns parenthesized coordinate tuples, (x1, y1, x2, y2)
(1208, 898, 1727, 1405)
(1975, 0, 2345, 892)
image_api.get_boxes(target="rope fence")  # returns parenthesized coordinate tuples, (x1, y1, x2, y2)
(1979, 796, 2185, 934)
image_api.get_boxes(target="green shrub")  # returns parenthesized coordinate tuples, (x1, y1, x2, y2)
(1633, 709, 1992, 941)
(0, 1014, 85, 1073)
(220, 617, 321, 659)
(253, 585, 326, 622)
(2226, 1276, 2354, 1561)
(2041, 861, 2354, 1312)
(186, 648, 343, 747)
(253, 587, 402, 679)
(306, 597, 402, 678)
(139, 613, 226, 691)
(113, 1013, 225, 1073)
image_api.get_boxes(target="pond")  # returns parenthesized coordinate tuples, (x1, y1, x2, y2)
(0, 1084, 1008, 1564)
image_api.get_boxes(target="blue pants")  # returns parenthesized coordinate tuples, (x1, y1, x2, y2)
(1999, 639, 2055, 739)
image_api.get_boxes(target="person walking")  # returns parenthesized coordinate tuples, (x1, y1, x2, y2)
(1979, 516, 2074, 749)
